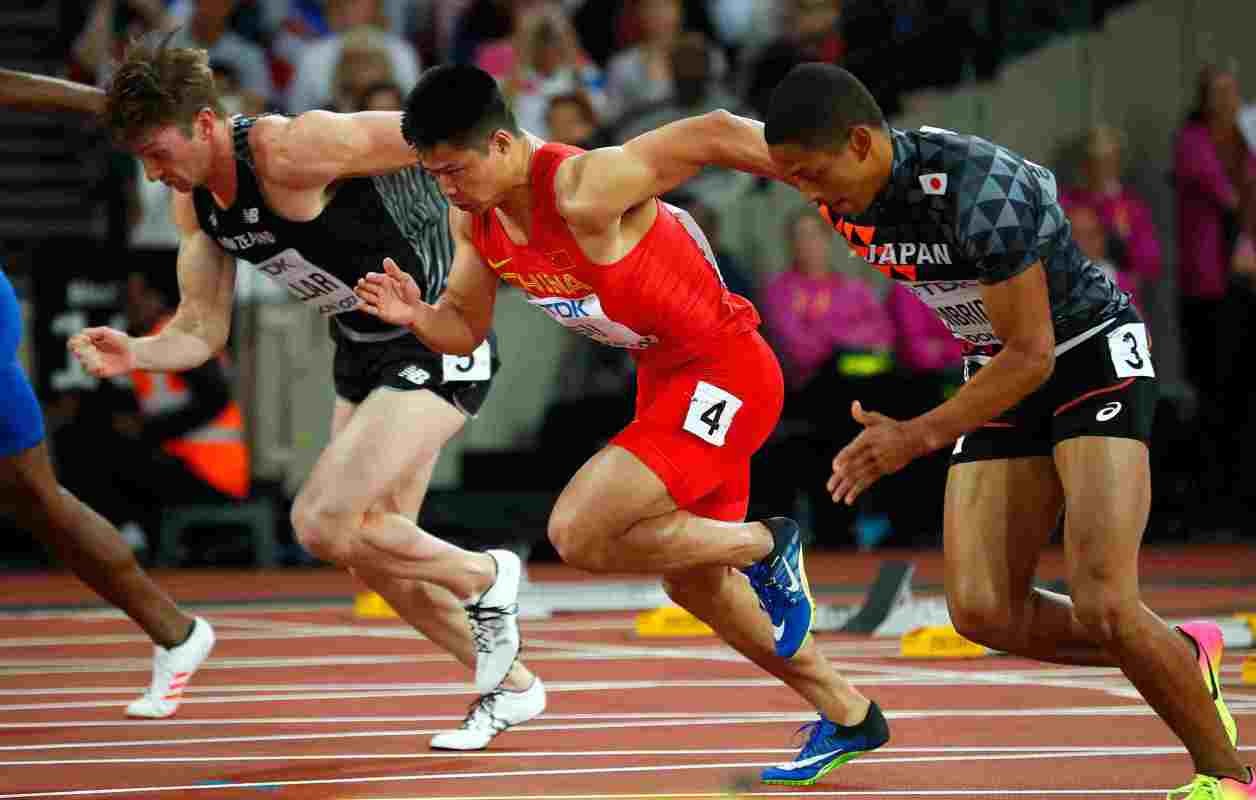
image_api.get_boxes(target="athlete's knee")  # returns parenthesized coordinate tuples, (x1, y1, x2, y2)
(290, 490, 356, 564)
(1070, 571, 1140, 646)
(947, 581, 1019, 647)
(547, 506, 609, 571)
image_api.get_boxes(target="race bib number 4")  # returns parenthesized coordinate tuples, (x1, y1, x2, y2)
(255, 248, 361, 317)
(683, 381, 743, 447)
(1105, 322, 1155, 378)
(442, 339, 492, 382)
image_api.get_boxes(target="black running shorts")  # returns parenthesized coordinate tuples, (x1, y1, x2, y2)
(330, 322, 499, 417)
(950, 307, 1158, 464)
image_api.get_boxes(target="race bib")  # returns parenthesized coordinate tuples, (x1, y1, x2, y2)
(255, 248, 361, 317)
(442, 339, 492, 382)
(526, 292, 658, 350)
(683, 381, 742, 447)
(1105, 322, 1155, 378)
(906, 280, 1001, 348)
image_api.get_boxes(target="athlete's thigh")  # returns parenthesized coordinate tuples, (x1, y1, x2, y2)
(553, 443, 678, 535)
(0, 439, 58, 510)
(1053, 436, 1150, 589)
(330, 395, 440, 520)
(943, 456, 1063, 609)
(595, 331, 783, 522)
(304, 388, 464, 514)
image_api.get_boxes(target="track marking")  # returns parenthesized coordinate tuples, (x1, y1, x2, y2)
(0, 748, 1218, 798)
(3, 744, 1254, 768)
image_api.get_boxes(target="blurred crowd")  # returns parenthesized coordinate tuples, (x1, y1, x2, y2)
(5, 0, 1253, 565)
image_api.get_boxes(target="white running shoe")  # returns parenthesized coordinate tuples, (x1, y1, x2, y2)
(430, 676, 547, 751)
(466, 549, 522, 694)
(125, 617, 215, 719)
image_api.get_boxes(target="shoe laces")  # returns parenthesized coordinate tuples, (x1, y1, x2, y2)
(461, 689, 511, 733)
(1167, 775, 1221, 800)
(466, 601, 517, 655)
(792, 718, 834, 758)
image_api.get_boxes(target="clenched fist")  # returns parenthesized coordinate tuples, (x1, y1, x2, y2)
(67, 327, 135, 378)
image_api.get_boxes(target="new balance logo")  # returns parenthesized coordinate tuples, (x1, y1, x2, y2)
(243, 207, 260, 224)
(398, 365, 430, 385)
(1096, 401, 1122, 422)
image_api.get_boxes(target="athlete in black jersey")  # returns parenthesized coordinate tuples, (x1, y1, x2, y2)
(642, 63, 1249, 794)
(67, 40, 546, 750)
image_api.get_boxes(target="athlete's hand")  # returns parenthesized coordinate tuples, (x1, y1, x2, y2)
(356, 257, 427, 327)
(828, 401, 927, 505)
(67, 327, 136, 378)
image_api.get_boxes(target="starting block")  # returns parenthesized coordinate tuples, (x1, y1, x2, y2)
(1243, 656, 1256, 685)
(353, 590, 555, 620)
(901, 624, 989, 658)
(1238, 612, 1256, 636)
(634, 605, 714, 637)
(354, 591, 396, 618)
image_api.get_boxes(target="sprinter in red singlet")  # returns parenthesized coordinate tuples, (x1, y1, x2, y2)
(354, 65, 889, 781)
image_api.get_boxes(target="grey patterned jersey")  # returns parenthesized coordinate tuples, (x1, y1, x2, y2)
(819, 126, 1128, 351)
(191, 115, 453, 335)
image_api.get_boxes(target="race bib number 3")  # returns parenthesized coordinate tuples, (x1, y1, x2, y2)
(442, 339, 492, 382)
(255, 248, 361, 317)
(683, 380, 743, 447)
(1105, 322, 1155, 379)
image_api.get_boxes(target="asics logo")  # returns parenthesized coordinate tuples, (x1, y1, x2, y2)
(772, 620, 786, 639)
(1096, 401, 1122, 422)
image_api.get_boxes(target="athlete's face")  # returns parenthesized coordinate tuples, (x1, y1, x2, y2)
(132, 111, 216, 193)
(419, 132, 516, 213)
(771, 126, 883, 217)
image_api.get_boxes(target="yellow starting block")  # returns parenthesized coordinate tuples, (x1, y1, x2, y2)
(1237, 612, 1256, 636)
(635, 605, 715, 637)
(1242, 656, 1256, 686)
(901, 625, 989, 658)
(354, 591, 398, 619)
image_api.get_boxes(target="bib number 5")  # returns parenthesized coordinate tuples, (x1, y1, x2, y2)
(682, 380, 743, 447)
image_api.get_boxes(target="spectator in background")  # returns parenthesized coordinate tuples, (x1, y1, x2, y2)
(359, 80, 406, 111)
(285, 0, 420, 112)
(1174, 64, 1256, 530)
(754, 208, 897, 547)
(743, 0, 844, 119)
(1174, 65, 1256, 402)
(1213, 178, 1256, 531)
(1068, 204, 1143, 310)
(603, 0, 728, 123)
(1060, 125, 1162, 311)
(545, 90, 605, 149)
(327, 27, 398, 112)
(499, 4, 605, 137)
(169, 0, 273, 110)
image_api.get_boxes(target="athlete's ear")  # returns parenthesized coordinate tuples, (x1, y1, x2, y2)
(491, 129, 513, 156)
(194, 107, 216, 140)
(848, 126, 873, 162)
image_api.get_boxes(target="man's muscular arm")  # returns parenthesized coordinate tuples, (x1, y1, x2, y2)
(556, 110, 783, 227)
(0, 68, 104, 115)
(261, 110, 418, 189)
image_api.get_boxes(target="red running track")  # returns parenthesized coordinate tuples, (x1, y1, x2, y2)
(0, 546, 1253, 799)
